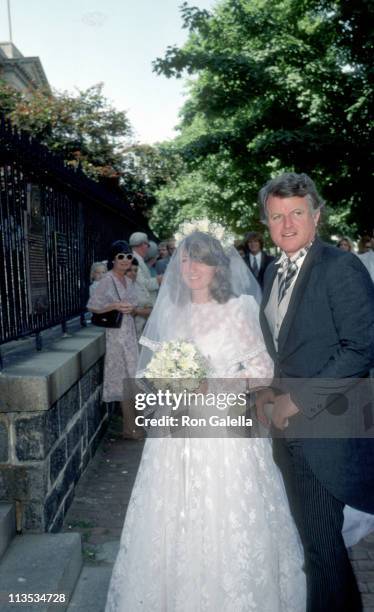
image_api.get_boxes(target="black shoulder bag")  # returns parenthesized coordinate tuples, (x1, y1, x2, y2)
(91, 276, 124, 328)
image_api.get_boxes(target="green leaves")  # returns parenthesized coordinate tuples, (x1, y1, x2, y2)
(0, 83, 132, 180)
(151, 0, 373, 238)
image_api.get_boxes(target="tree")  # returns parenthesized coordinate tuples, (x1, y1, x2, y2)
(121, 143, 186, 217)
(152, 0, 373, 238)
(150, 149, 267, 238)
(0, 82, 188, 223)
(0, 82, 132, 180)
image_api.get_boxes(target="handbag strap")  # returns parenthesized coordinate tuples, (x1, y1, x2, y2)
(110, 274, 124, 302)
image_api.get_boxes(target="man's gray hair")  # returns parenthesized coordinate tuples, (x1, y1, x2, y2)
(258, 172, 324, 223)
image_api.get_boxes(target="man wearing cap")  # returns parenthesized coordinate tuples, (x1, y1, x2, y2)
(129, 232, 162, 304)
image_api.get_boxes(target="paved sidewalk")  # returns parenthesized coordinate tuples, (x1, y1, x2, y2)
(63, 414, 143, 567)
(63, 416, 374, 610)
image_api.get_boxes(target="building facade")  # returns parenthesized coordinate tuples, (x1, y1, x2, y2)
(0, 42, 50, 93)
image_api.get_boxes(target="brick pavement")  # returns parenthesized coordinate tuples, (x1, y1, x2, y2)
(63, 416, 374, 610)
(350, 538, 374, 611)
(63, 414, 143, 564)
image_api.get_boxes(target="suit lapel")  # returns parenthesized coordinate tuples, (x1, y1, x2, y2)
(260, 261, 278, 357)
(261, 261, 277, 310)
(259, 252, 265, 274)
(277, 238, 323, 353)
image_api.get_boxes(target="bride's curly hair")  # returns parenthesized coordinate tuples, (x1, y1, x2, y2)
(181, 231, 233, 303)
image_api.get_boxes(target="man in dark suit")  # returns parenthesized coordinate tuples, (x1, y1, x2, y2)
(256, 172, 374, 611)
(244, 231, 274, 289)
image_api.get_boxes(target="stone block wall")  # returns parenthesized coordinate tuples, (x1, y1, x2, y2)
(0, 327, 112, 532)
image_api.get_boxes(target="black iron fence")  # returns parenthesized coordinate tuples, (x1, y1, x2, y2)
(0, 115, 152, 349)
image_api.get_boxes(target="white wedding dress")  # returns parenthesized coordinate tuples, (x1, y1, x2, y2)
(105, 296, 306, 611)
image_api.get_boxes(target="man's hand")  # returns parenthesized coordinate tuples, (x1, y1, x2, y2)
(255, 388, 275, 427)
(272, 393, 299, 430)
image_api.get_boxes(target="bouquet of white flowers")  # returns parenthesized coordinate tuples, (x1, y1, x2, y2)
(144, 340, 208, 393)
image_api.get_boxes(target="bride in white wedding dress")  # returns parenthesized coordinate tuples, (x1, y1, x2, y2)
(105, 228, 306, 611)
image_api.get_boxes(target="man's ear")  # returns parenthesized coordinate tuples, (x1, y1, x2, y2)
(314, 210, 321, 226)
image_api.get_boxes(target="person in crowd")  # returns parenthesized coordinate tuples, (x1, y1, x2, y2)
(167, 238, 176, 258)
(337, 236, 353, 252)
(356, 240, 374, 282)
(256, 172, 374, 611)
(234, 241, 247, 259)
(87, 240, 143, 441)
(155, 241, 170, 274)
(126, 258, 153, 338)
(89, 261, 107, 297)
(144, 241, 159, 277)
(358, 235, 373, 254)
(244, 231, 274, 289)
(129, 232, 162, 305)
(159, 241, 169, 259)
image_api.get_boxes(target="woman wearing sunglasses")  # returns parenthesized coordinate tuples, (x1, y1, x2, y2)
(87, 240, 144, 440)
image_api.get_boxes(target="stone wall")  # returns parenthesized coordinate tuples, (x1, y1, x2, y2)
(0, 327, 112, 532)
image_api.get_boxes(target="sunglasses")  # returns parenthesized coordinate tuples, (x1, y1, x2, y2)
(115, 253, 133, 261)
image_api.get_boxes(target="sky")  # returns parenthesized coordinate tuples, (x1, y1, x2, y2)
(0, 0, 216, 143)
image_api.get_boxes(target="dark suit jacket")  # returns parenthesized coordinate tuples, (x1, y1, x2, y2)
(155, 257, 170, 275)
(260, 238, 374, 512)
(246, 251, 274, 289)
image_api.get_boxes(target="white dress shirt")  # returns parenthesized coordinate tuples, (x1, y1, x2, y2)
(265, 249, 309, 350)
(250, 252, 262, 271)
(132, 252, 159, 302)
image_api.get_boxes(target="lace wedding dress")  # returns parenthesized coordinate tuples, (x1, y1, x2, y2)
(105, 296, 306, 611)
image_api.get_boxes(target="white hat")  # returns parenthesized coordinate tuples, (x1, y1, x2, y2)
(129, 232, 149, 247)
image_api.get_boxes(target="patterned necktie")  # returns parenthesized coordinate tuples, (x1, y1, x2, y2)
(277, 247, 309, 305)
(251, 255, 259, 277)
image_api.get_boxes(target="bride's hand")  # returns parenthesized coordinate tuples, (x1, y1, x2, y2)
(195, 379, 208, 395)
(255, 388, 275, 428)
